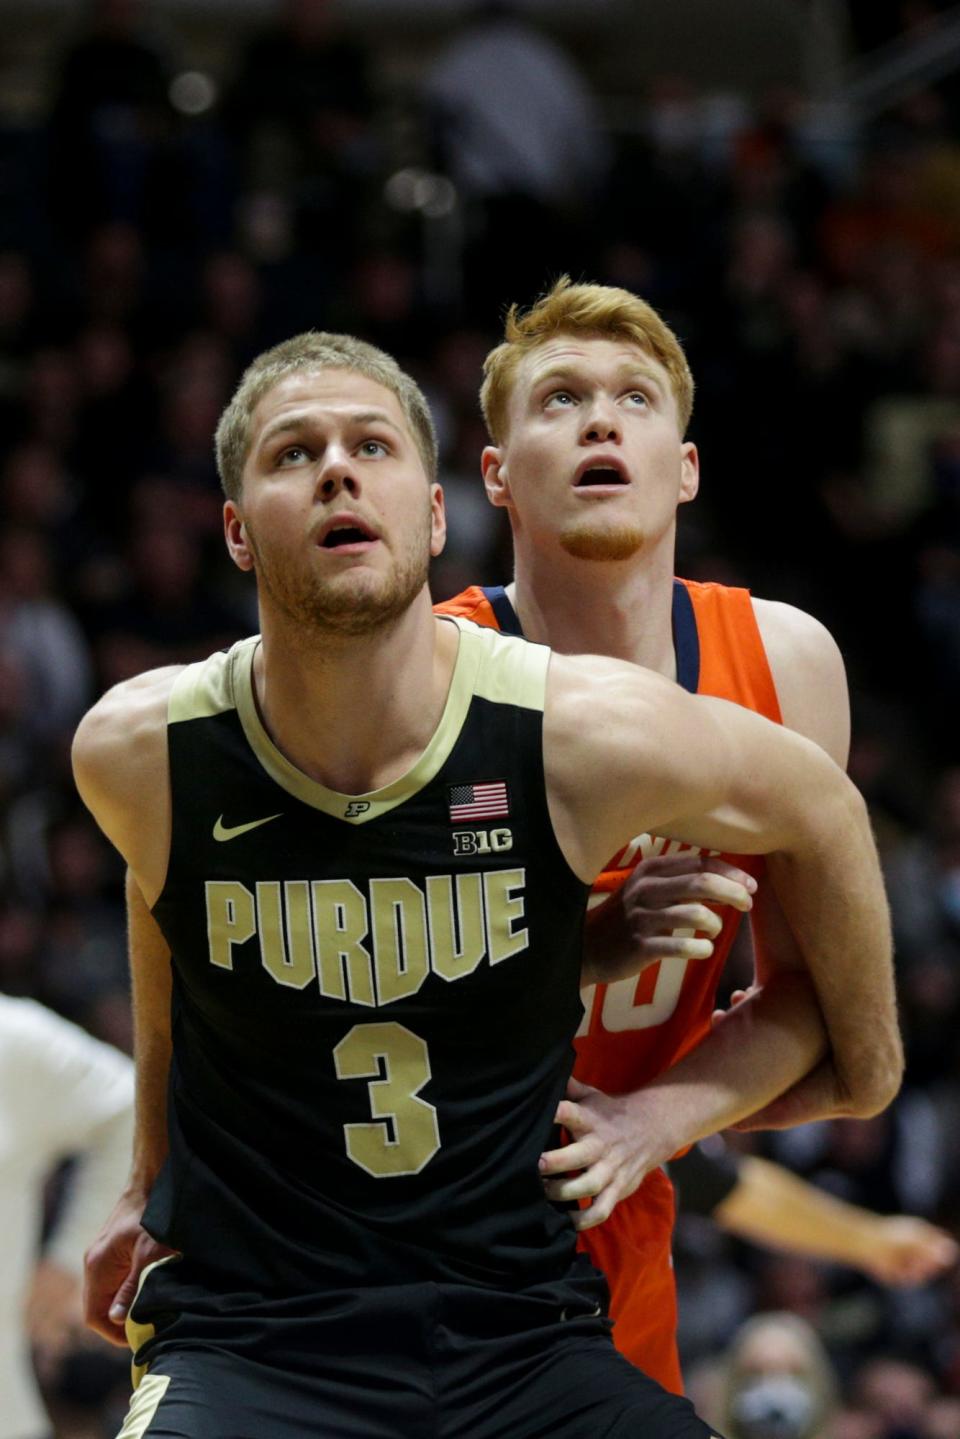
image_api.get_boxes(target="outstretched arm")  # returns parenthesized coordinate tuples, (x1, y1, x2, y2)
(543, 970, 828, 1229)
(714, 1152, 959, 1286)
(72, 668, 179, 1344)
(542, 650, 901, 1223)
(738, 600, 892, 1126)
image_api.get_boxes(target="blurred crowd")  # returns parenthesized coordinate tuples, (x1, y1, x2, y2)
(3, 0, 960, 1434)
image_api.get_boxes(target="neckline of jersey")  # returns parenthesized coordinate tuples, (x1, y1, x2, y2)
(229, 619, 482, 825)
(480, 579, 701, 693)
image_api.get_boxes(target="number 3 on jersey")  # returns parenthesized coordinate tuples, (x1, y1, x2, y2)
(334, 1021, 441, 1177)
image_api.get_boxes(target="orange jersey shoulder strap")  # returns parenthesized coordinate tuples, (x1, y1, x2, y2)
(434, 584, 519, 634)
(678, 578, 782, 721)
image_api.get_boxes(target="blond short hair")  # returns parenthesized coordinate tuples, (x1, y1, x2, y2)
(480, 276, 694, 442)
(215, 331, 438, 500)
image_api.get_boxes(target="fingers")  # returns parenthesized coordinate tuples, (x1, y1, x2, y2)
(623, 854, 757, 913)
(877, 1221, 960, 1285)
(110, 1266, 141, 1326)
(711, 986, 755, 1028)
(637, 903, 724, 938)
(626, 853, 755, 885)
(573, 1191, 619, 1231)
(636, 934, 715, 961)
(83, 1239, 139, 1347)
(626, 852, 757, 891)
(83, 1278, 131, 1347)
(636, 874, 754, 912)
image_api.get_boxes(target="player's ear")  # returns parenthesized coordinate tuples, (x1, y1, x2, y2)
(224, 500, 255, 571)
(429, 482, 447, 558)
(678, 443, 699, 505)
(482, 446, 511, 509)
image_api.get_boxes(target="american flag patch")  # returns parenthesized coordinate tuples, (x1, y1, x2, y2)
(448, 781, 510, 822)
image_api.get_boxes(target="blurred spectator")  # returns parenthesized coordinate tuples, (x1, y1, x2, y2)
(225, 0, 375, 263)
(0, 252, 38, 390)
(0, 527, 92, 746)
(721, 1311, 838, 1439)
(48, 0, 175, 238)
(853, 1356, 936, 1436)
(424, 1, 609, 317)
(0, 995, 133, 1439)
(885, 769, 960, 969)
(86, 521, 246, 687)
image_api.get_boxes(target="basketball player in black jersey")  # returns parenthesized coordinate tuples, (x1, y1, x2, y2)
(72, 332, 893, 1439)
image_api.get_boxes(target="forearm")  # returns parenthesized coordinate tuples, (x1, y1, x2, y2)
(765, 792, 902, 1115)
(715, 1154, 888, 1268)
(129, 1027, 170, 1193)
(126, 868, 172, 1193)
(619, 969, 828, 1163)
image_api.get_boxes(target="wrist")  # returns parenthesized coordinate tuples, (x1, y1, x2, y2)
(124, 1170, 157, 1205)
(622, 1084, 699, 1167)
(848, 1212, 887, 1270)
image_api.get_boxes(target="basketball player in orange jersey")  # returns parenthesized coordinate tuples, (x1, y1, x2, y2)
(435, 278, 903, 1393)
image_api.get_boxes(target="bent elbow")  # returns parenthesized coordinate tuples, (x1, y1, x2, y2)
(845, 1043, 905, 1118)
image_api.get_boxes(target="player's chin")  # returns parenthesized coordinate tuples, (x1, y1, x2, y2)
(558, 522, 646, 562)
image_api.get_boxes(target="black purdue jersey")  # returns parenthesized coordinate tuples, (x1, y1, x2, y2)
(143, 618, 593, 1307)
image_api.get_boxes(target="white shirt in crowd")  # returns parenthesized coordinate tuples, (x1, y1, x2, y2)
(0, 994, 133, 1439)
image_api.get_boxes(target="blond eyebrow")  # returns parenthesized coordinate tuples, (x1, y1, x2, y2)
(256, 408, 405, 451)
(529, 363, 665, 394)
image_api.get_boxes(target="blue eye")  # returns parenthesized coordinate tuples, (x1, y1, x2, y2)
(545, 391, 575, 408)
(625, 391, 648, 406)
(360, 440, 389, 457)
(277, 445, 309, 465)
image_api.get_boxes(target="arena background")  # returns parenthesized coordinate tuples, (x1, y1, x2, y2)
(2, 1, 960, 1433)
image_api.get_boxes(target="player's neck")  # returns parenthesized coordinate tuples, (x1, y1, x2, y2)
(510, 541, 678, 680)
(252, 593, 458, 794)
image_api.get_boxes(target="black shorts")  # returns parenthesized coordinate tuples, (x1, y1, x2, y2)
(119, 1280, 722, 1439)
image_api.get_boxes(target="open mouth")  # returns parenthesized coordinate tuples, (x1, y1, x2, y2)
(575, 466, 628, 487)
(322, 525, 374, 548)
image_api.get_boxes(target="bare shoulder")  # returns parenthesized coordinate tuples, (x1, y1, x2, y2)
(547, 650, 679, 727)
(72, 666, 183, 890)
(544, 651, 719, 879)
(751, 599, 850, 763)
(751, 598, 844, 673)
(73, 666, 182, 784)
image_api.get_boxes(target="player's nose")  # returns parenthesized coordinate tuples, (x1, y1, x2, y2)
(316, 448, 361, 499)
(580, 396, 621, 445)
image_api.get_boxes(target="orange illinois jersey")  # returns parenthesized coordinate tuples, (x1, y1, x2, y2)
(434, 584, 780, 1092)
(435, 580, 782, 1392)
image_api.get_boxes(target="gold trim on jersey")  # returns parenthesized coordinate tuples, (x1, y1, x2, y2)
(446, 614, 550, 712)
(125, 1253, 178, 1390)
(168, 641, 249, 724)
(167, 621, 550, 825)
(229, 619, 548, 824)
(115, 1373, 171, 1437)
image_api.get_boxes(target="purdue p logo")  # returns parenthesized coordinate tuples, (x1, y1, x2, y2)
(452, 828, 513, 857)
(344, 800, 371, 819)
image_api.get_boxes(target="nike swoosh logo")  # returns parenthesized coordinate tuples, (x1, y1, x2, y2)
(213, 813, 282, 842)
